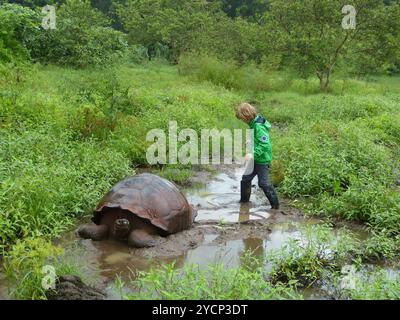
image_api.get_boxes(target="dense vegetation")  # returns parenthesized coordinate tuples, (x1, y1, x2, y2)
(0, 0, 399, 299)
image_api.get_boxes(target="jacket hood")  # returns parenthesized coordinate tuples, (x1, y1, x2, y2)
(249, 115, 271, 129)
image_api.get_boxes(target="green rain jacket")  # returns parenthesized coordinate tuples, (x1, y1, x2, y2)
(249, 115, 273, 165)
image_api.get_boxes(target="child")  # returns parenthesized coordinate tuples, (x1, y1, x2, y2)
(235, 102, 280, 210)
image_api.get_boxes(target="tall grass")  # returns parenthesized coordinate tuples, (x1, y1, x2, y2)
(121, 261, 301, 300)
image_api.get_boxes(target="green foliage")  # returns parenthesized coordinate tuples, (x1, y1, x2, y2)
(264, 0, 400, 90)
(178, 54, 289, 91)
(1, 59, 399, 299)
(68, 103, 117, 140)
(3, 238, 76, 299)
(118, 223, 400, 300)
(0, 65, 133, 251)
(117, 0, 213, 62)
(118, 0, 267, 63)
(122, 262, 301, 300)
(270, 160, 285, 186)
(0, 3, 40, 63)
(346, 270, 400, 300)
(267, 224, 358, 287)
(358, 230, 400, 262)
(0, 128, 131, 251)
(155, 166, 193, 186)
(29, 0, 127, 67)
(221, 0, 269, 19)
(2, 0, 400, 77)
(0, 61, 244, 252)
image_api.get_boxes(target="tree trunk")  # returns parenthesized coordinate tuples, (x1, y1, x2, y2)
(317, 71, 331, 92)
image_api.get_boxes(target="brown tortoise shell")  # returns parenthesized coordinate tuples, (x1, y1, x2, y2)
(92, 173, 196, 234)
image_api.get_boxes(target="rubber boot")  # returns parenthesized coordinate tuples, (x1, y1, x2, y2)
(240, 181, 252, 203)
(261, 186, 280, 209)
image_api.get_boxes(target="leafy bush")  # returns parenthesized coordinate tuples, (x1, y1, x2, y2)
(122, 44, 149, 64)
(155, 166, 192, 185)
(178, 54, 290, 92)
(267, 224, 358, 287)
(31, 0, 127, 67)
(3, 238, 76, 299)
(68, 104, 117, 140)
(346, 269, 400, 300)
(358, 230, 400, 262)
(0, 3, 40, 63)
(121, 262, 301, 300)
(0, 128, 131, 251)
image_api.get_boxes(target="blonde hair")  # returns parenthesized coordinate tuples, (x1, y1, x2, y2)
(235, 103, 257, 123)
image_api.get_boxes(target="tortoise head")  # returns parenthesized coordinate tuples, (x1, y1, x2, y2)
(113, 218, 131, 240)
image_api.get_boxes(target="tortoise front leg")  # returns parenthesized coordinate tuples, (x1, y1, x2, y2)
(77, 224, 109, 241)
(127, 229, 162, 248)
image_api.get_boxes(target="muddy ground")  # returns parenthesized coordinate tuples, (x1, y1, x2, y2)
(129, 207, 304, 258)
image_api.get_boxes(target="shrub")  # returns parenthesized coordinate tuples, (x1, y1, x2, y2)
(0, 128, 131, 251)
(178, 54, 288, 92)
(121, 262, 301, 300)
(0, 3, 39, 63)
(347, 270, 400, 300)
(31, 0, 127, 68)
(267, 224, 358, 288)
(3, 238, 76, 299)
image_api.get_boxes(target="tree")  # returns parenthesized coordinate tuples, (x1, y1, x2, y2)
(0, 3, 40, 63)
(30, 0, 127, 67)
(117, 0, 267, 63)
(220, 0, 269, 20)
(117, 0, 220, 62)
(5, 0, 64, 8)
(265, 0, 400, 91)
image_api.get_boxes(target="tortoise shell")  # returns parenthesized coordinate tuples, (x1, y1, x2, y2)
(92, 173, 195, 234)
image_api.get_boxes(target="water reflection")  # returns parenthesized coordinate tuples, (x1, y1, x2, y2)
(239, 203, 251, 223)
(187, 169, 271, 222)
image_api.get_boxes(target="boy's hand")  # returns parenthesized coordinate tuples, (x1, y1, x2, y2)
(245, 153, 253, 162)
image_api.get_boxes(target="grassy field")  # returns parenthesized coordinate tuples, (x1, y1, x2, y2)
(1, 60, 399, 298)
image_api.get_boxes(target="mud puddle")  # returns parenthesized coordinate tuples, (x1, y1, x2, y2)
(187, 168, 274, 222)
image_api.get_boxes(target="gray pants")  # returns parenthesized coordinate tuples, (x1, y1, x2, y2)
(240, 163, 280, 209)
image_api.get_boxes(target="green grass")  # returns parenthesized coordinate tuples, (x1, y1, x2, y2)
(3, 238, 79, 300)
(120, 261, 302, 300)
(266, 224, 358, 288)
(346, 270, 400, 300)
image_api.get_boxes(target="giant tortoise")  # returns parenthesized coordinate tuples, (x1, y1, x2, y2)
(77, 173, 197, 247)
